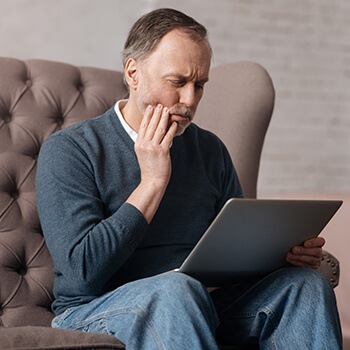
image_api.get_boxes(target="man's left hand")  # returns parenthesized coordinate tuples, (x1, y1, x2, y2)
(286, 237, 325, 269)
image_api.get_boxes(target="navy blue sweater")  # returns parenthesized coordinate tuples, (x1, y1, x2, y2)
(36, 107, 242, 315)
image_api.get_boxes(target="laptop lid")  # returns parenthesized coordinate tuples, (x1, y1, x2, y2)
(178, 198, 342, 286)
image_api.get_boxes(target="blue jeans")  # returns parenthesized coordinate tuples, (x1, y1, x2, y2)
(52, 268, 342, 349)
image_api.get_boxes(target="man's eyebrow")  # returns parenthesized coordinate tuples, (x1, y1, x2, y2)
(198, 77, 209, 84)
(164, 74, 209, 83)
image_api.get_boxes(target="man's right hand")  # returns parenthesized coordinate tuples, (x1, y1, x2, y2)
(135, 104, 177, 188)
(126, 104, 178, 223)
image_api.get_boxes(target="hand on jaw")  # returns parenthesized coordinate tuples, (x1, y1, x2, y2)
(126, 104, 177, 224)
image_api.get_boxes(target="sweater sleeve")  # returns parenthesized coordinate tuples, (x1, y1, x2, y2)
(36, 133, 148, 295)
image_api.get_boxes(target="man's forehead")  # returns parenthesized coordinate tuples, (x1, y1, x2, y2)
(140, 29, 206, 57)
(144, 30, 211, 76)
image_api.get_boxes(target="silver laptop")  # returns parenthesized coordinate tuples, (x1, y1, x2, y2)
(177, 198, 342, 286)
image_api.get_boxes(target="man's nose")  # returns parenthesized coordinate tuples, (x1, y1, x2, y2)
(179, 84, 197, 108)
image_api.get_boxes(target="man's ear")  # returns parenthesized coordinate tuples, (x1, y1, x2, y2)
(124, 58, 139, 90)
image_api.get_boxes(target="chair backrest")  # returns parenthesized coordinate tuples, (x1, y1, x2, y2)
(197, 61, 275, 198)
(0, 57, 274, 327)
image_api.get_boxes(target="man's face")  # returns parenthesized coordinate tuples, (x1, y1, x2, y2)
(134, 29, 211, 136)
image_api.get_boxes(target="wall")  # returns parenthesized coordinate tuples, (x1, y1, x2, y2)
(0, 0, 143, 70)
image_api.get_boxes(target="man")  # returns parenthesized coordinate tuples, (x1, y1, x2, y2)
(36, 8, 341, 349)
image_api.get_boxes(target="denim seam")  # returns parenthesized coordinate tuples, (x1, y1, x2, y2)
(229, 312, 257, 319)
(134, 305, 165, 350)
(220, 308, 278, 349)
(51, 306, 80, 328)
(62, 306, 165, 350)
(70, 309, 124, 330)
(261, 306, 278, 350)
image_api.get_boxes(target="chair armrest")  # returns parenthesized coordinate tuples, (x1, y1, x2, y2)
(0, 326, 125, 349)
(318, 250, 340, 288)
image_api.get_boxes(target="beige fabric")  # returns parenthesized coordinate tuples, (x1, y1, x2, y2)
(0, 58, 128, 328)
(197, 61, 275, 198)
(0, 326, 124, 349)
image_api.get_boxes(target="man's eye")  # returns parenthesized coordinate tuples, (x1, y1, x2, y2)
(170, 80, 185, 87)
(195, 84, 204, 91)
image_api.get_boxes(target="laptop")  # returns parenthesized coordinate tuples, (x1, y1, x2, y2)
(176, 198, 342, 286)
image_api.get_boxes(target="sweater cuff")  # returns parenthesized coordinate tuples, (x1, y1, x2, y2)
(115, 202, 149, 244)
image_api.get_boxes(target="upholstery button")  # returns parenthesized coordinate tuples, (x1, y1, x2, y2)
(2, 113, 11, 123)
(25, 79, 32, 87)
(77, 84, 84, 93)
(18, 267, 27, 276)
(56, 116, 64, 126)
(12, 190, 19, 200)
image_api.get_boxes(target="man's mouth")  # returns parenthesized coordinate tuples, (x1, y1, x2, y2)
(169, 105, 193, 123)
(170, 114, 191, 124)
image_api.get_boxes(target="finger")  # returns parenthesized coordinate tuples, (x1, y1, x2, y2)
(153, 107, 170, 143)
(161, 121, 177, 148)
(286, 253, 321, 269)
(138, 105, 154, 139)
(287, 259, 320, 269)
(303, 236, 325, 248)
(144, 104, 163, 139)
(292, 246, 323, 258)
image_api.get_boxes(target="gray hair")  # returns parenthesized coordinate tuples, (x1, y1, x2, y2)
(122, 8, 211, 69)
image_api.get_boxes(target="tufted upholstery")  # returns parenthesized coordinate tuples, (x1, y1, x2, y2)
(0, 57, 339, 349)
(0, 57, 126, 348)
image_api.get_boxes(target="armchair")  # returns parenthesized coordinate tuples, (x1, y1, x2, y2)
(0, 57, 339, 349)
